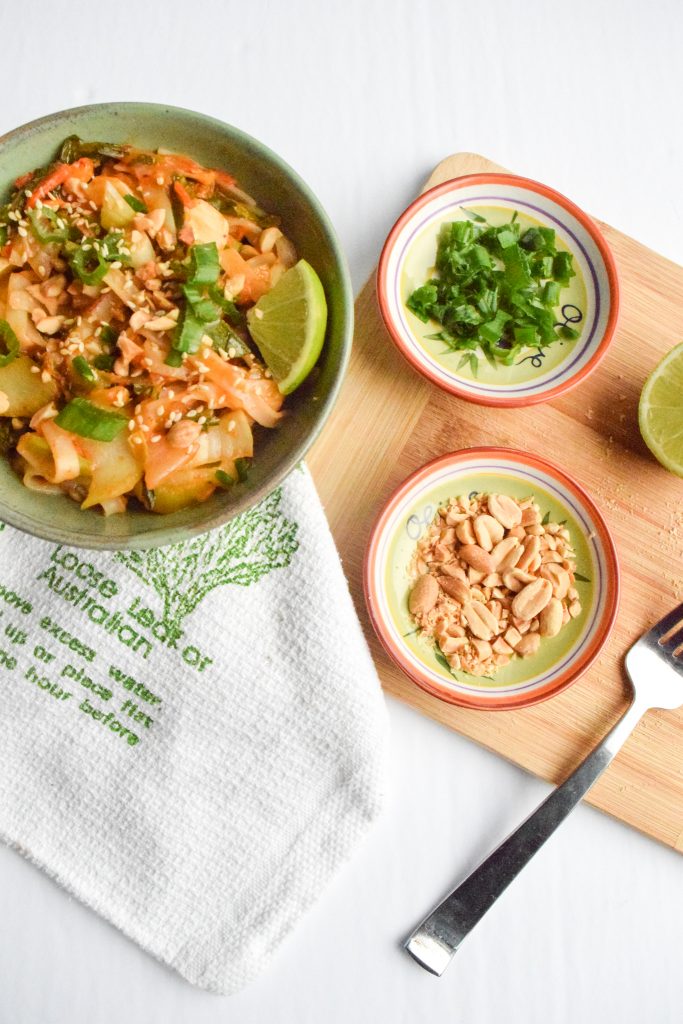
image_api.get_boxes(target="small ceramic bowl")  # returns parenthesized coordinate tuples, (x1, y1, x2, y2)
(364, 448, 619, 710)
(0, 103, 353, 549)
(377, 173, 619, 407)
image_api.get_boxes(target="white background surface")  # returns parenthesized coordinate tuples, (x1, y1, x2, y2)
(1, 1, 683, 1021)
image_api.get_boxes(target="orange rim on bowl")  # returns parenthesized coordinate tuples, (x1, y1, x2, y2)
(377, 173, 620, 407)
(364, 448, 620, 710)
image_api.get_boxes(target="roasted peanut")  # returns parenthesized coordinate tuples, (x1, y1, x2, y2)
(539, 598, 563, 637)
(409, 574, 439, 616)
(516, 632, 541, 657)
(459, 544, 496, 574)
(517, 535, 540, 571)
(473, 514, 504, 551)
(488, 493, 522, 529)
(511, 578, 553, 620)
(462, 601, 498, 640)
(491, 536, 522, 570)
(456, 520, 476, 545)
(438, 576, 470, 604)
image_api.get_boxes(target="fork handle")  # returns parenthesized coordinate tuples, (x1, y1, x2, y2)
(405, 698, 647, 976)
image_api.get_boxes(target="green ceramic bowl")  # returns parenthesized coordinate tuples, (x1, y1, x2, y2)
(0, 103, 352, 549)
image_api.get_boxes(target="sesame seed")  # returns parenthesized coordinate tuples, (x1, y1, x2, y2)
(198, 416, 207, 425)
(141, 424, 150, 432)
(110, 261, 122, 270)
(151, 434, 161, 443)
(128, 420, 135, 430)
(156, 176, 164, 186)
(40, 370, 52, 383)
(30, 365, 40, 374)
(17, 227, 27, 237)
(89, 201, 98, 210)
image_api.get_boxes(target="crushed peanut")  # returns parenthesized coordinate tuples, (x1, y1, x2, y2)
(408, 492, 583, 677)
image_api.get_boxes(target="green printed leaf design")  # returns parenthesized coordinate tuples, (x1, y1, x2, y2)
(541, 510, 551, 525)
(116, 487, 299, 632)
(573, 572, 591, 583)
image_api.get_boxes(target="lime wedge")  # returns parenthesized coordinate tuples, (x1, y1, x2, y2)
(246, 259, 327, 394)
(639, 342, 683, 476)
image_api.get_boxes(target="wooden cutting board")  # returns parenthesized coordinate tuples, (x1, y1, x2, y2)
(308, 152, 683, 853)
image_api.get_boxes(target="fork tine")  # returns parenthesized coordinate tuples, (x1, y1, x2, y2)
(658, 624, 683, 654)
(649, 603, 683, 641)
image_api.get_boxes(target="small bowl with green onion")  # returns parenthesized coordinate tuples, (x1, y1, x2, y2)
(377, 173, 619, 407)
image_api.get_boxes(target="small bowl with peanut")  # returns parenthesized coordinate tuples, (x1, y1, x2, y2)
(364, 448, 619, 710)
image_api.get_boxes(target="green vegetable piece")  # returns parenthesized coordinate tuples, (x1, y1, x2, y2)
(172, 308, 206, 354)
(59, 136, 128, 163)
(27, 206, 69, 244)
(72, 355, 97, 383)
(513, 325, 537, 346)
(542, 281, 561, 306)
(182, 283, 222, 323)
(206, 320, 249, 356)
(552, 251, 575, 285)
(215, 469, 235, 489)
(100, 231, 131, 264)
(235, 457, 250, 481)
(164, 349, 184, 367)
(496, 228, 517, 250)
(54, 397, 127, 441)
(480, 310, 512, 344)
(93, 353, 116, 371)
(0, 319, 20, 368)
(189, 242, 220, 285)
(124, 194, 147, 214)
(99, 324, 119, 347)
(69, 246, 109, 285)
(406, 282, 438, 322)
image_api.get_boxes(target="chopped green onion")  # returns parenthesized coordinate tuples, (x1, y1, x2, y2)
(69, 247, 109, 286)
(99, 324, 118, 347)
(215, 469, 235, 488)
(124, 194, 147, 213)
(234, 457, 251, 482)
(27, 207, 69, 244)
(188, 242, 220, 284)
(0, 319, 20, 368)
(172, 308, 206, 354)
(93, 353, 116, 371)
(164, 349, 184, 367)
(206, 320, 249, 355)
(182, 283, 222, 323)
(542, 281, 561, 307)
(59, 136, 128, 163)
(54, 397, 127, 441)
(72, 355, 97, 383)
(100, 231, 131, 264)
(405, 209, 578, 368)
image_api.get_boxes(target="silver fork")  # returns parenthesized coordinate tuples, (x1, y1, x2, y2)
(405, 604, 683, 977)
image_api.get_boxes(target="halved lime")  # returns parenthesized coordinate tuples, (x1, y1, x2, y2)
(639, 342, 683, 476)
(246, 259, 327, 394)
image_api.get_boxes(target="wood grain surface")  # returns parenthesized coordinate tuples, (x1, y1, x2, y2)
(308, 152, 683, 852)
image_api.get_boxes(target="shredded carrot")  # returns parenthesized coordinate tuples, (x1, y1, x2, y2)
(173, 180, 196, 208)
(27, 158, 94, 209)
(14, 170, 34, 190)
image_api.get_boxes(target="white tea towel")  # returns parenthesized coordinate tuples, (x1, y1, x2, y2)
(0, 466, 387, 993)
